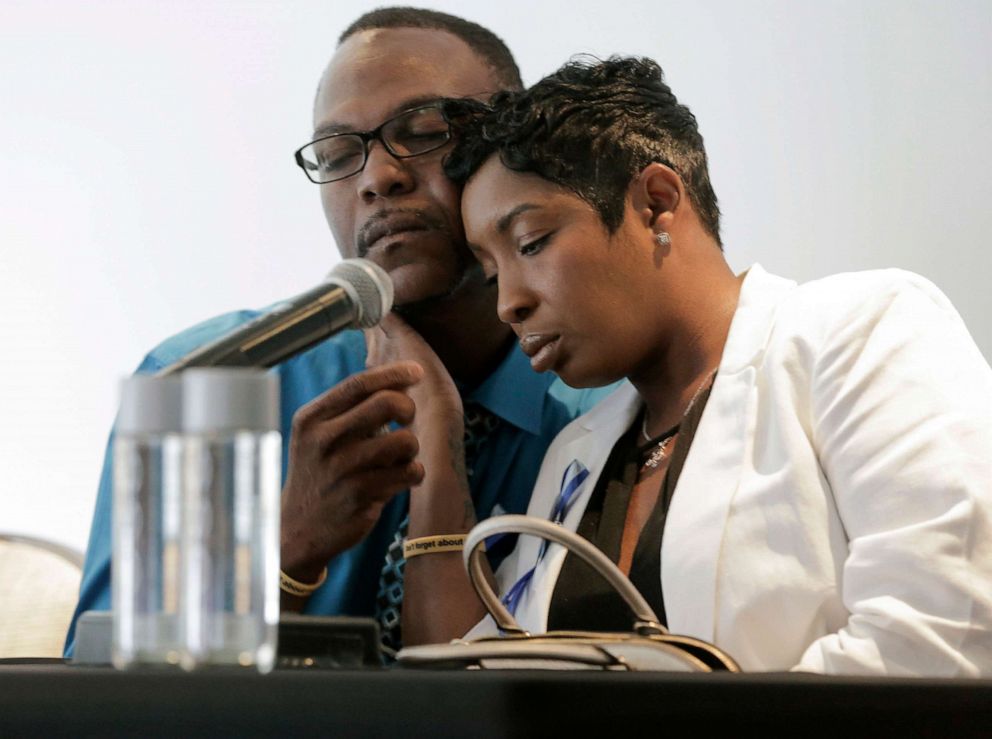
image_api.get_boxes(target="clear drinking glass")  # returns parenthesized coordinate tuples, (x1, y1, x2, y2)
(112, 375, 184, 668)
(180, 369, 280, 673)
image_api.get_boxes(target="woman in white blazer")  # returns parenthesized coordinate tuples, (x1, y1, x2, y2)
(417, 57, 992, 675)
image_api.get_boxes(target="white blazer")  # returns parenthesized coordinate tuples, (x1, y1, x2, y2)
(471, 265, 992, 676)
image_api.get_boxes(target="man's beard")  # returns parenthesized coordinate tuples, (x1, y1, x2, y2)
(392, 257, 486, 320)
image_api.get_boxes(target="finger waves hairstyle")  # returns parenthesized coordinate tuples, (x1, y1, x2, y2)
(444, 56, 722, 245)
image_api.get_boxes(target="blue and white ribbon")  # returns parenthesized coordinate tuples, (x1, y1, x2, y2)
(500, 459, 590, 618)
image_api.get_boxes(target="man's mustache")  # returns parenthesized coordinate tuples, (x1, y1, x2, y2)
(355, 208, 448, 258)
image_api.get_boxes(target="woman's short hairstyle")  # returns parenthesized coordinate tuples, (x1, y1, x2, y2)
(444, 56, 721, 244)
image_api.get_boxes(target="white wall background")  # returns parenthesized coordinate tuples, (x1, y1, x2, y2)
(2, 0, 990, 554)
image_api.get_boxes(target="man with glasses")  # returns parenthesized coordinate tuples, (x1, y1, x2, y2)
(295, 105, 454, 188)
(65, 7, 610, 657)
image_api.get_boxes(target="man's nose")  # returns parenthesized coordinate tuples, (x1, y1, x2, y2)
(356, 140, 415, 203)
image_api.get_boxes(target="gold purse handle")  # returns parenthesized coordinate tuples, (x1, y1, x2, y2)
(464, 515, 668, 636)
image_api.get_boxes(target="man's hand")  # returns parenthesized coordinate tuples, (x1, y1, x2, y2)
(367, 314, 486, 645)
(279, 361, 426, 605)
(365, 313, 469, 522)
(365, 313, 464, 432)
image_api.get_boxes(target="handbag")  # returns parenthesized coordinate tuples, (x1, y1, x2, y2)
(396, 515, 740, 672)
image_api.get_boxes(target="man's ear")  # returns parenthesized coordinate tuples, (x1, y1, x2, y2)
(629, 162, 683, 233)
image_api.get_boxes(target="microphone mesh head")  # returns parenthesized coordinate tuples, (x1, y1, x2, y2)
(327, 258, 394, 328)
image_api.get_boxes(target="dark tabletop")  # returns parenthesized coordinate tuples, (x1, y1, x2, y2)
(2, 662, 991, 738)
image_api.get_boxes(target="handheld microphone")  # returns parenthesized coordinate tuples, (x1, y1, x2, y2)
(157, 258, 393, 376)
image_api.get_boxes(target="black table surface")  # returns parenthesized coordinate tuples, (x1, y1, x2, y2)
(2, 661, 991, 738)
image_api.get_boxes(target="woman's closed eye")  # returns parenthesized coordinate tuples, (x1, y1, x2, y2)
(518, 233, 552, 257)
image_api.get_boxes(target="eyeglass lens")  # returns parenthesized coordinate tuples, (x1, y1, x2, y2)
(301, 106, 450, 183)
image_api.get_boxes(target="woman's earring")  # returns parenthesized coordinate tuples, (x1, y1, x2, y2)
(655, 231, 671, 247)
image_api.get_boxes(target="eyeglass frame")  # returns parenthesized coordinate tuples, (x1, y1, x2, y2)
(293, 102, 458, 184)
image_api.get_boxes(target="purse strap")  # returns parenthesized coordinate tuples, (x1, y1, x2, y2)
(464, 514, 668, 636)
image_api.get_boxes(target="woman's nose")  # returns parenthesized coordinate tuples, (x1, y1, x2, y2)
(496, 269, 536, 325)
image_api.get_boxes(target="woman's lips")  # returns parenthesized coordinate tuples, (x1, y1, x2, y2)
(519, 333, 562, 372)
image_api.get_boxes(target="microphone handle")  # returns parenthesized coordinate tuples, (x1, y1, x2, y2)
(156, 282, 357, 376)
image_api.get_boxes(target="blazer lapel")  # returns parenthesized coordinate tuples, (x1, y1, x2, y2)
(555, 383, 642, 531)
(662, 365, 756, 641)
(520, 383, 642, 631)
(662, 265, 796, 642)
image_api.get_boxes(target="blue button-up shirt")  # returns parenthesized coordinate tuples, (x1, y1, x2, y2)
(64, 309, 613, 655)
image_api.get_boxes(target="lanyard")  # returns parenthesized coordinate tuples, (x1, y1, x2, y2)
(500, 459, 589, 618)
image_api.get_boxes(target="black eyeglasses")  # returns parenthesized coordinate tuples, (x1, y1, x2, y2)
(294, 104, 452, 184)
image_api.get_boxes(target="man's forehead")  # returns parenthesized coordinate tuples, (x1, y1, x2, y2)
(314, 27, 498, 132)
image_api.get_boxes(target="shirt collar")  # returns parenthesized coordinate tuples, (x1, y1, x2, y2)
(461, 343, 552, 436)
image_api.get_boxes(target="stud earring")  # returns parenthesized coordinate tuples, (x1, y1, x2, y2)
(655, 231, 671, 247)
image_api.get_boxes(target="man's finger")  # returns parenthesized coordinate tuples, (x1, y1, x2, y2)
(323, 430, 420, 480)
(341, 461, 426, 505)
(293, 361, 423, 428)
(376, 311, 414, 338)
(322, 390, 417, 449)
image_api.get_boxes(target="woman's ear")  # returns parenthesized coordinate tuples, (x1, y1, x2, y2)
(629, 162, 683, 232)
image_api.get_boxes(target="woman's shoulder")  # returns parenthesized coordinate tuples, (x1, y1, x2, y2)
(789, 268, 953, 315)
(753, 265, 963, 350)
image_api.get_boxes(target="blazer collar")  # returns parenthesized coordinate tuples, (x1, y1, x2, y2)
(720, 263, 797, 374)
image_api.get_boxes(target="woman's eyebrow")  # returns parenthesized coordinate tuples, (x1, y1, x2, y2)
(496, 203, 540, 234)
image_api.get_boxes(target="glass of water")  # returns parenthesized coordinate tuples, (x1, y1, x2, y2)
(112, 374, 184, 668)
(180, 368, 281, 673)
